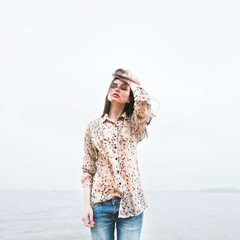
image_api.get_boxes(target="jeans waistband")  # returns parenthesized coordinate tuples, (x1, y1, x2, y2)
(103, 197, 121, 205)
(112, 197, 121, 201)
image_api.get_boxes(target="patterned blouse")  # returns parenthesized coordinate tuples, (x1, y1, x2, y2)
(81, 82, 155, 218)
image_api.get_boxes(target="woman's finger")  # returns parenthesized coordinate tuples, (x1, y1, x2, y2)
(82, 216, 88, 227)
(82, 213, 95, 227)
(89, 212, 95, 226)
(82, 216, 91, 227)
(114, 74, 134, 82)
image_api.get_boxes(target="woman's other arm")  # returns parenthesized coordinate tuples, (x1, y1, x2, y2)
(81, 123, 97, 227)
(82, 186, 95, 227)
(129, 80, 154, 143)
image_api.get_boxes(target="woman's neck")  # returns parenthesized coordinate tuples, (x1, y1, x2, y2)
(108, 103, 125, 123)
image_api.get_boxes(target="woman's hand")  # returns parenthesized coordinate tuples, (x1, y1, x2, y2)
(82, 205, 95, 227)
(125, 78, 141, 89)
(114, 74, 140, 86)
(128, 79, 140, 88)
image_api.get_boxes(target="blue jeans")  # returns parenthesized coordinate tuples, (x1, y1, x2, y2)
(90, 197, 144, 240)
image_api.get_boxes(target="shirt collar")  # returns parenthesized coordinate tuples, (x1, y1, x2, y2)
(101, 111, 129, 123)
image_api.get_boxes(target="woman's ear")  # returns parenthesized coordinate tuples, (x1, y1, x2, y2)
(127, 98, 131, 103)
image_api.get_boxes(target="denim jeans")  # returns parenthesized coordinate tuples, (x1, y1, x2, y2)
(90, 197, 144, 240)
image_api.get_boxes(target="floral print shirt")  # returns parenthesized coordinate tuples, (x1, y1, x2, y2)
(81, 83, 155, 218)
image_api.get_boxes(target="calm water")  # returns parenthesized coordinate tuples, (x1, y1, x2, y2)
(1, 190, 240, 240)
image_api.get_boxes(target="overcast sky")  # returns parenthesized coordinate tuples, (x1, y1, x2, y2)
(0, 0, 239, 191)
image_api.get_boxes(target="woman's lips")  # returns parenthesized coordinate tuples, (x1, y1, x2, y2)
(112, 93, 120, 98)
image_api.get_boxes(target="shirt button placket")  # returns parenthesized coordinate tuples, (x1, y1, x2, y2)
(114, 121, 124, 192)
(114, 122, 120, 175)
(114, 123, 118, 161)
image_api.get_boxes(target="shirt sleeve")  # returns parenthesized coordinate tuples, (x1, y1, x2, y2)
(130, 82, 154, 143)
(81, 122, 97, 188)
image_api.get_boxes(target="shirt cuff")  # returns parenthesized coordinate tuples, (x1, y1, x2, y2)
(82, 182, 92, 187)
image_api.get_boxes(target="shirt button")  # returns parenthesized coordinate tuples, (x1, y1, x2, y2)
(115, 157, 118, 160)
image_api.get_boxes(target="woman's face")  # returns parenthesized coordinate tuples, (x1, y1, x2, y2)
(107, 79, 131, 105)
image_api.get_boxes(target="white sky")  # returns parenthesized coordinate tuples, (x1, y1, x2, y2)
(0, 0, 239, 191)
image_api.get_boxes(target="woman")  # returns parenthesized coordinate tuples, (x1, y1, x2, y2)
(81, 68, 155, 240)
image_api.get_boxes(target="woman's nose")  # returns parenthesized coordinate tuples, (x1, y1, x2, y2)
(113, 87, 120, 91)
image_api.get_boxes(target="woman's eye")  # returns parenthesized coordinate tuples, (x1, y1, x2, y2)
(111, 83, 118, 88)
(110, 82, 128, 90)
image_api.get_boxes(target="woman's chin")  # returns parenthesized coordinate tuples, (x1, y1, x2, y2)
(110, 99, 125, 105)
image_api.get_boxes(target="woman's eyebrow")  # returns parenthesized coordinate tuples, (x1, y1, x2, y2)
(113, 81, 129, 86)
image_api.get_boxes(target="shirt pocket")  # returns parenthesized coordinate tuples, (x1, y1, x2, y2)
(96, 126, 114, 147)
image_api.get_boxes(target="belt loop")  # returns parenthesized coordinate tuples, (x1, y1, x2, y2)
(112, 196, 120, 204)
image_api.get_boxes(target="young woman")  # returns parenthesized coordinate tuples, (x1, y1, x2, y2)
(81, 68, 155, 240)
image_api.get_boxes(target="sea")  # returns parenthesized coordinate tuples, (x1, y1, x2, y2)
(1, 189, 240, 240)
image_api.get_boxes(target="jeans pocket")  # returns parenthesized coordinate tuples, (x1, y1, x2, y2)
(92, 202, 102, 211)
